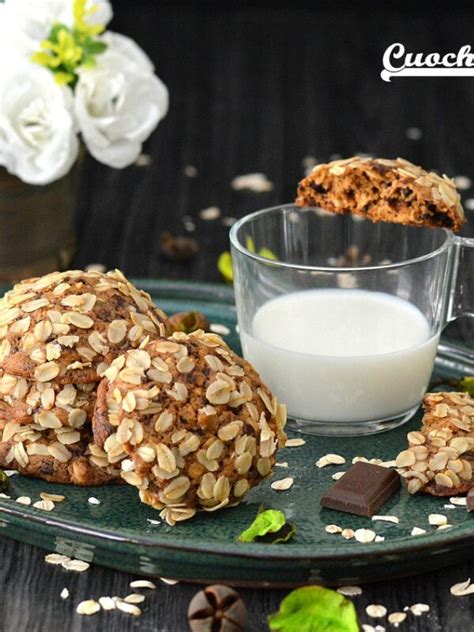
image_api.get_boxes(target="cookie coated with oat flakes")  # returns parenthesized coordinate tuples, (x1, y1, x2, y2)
(0, 269, 170, 384)
(396, 391, 474, 496)
(296, 156, 465, 231)
(93, 329, 287, 525)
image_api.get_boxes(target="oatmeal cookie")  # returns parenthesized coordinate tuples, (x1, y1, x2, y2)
(396, 392, 474, 496)
(0, 269, 169, 384)
(93, 330, 287, 525)
(296, 156, 465, 231)
(0, 420, 120, 486)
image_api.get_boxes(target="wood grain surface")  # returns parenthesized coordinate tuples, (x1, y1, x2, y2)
(1, 2, 474, 631)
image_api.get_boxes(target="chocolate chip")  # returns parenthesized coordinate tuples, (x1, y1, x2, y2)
(160, 232, 199, 263)
(309, 182, 326, 194)
(188, 585, 247, 632)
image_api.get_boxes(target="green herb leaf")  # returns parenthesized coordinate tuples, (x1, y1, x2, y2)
(217, 252, 233, 283)
(0, 471, 9, 494)
(460, 377, 474, 397)
(268, 586, 360, 632)
(237, 508, 295, 544)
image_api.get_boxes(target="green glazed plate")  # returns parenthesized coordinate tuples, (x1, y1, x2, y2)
(0, 280, 473, 587)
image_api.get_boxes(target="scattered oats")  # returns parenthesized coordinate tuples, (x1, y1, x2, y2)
(388, 612, 406, 626)
(160, 577, 179, 585)
(183, 219, 196, 232)
(444, 504, 456, 509)
(88, 497, 101, 505)
(406, 127, 423, 140)
(366, 604, 387, 618)
(271, 477, 294, 491)
(76, 600, 101, 616)
(209, 323, 230, 336)
(98, 596, 116, 610)
(449, 497, 467, 506)
(45, 553, 71, 565)
(371, 515, 399, 524)
(135, 153, 152, 167)
(354, 528, 376, 544)
(129, 580, 156, 589)
(0, 493, 10, 499)
(450, 578, 474, 596)
(124, 594, 146, 604)
(4, 470, 18, 477)
(341, 528, 355, 540)
(337, 585, 362, 597)
(184, 165, 198, 177)
(374, 535, 385, 542)
(325, 524, 342, 534)
(410, 603, 430, 616)
(40, 493, 65, 503)
(428, 513, 447, 526)
(437, 524, 452, 530)
(411, 527, 427, 536)
(231, 172, 273, 192)
(16, 496, 31, 506)
(465, 198, 474, 211)
(331, 471, 346, 481)
(33, 500, 55, 511)
(199, 206, 221, 220)
(85, 263, 106, 273)
(316, 453, 346, 468)
(453, 175, 472, 190)
(147, 518, 161, 525)
(222, 216, 237, 227)
(285, 438, 306, 447)
(60, 588, 69, 600)
(275, 462, 288, 468)
(62, 559, 90, 572)
(115, 600, 142, 616)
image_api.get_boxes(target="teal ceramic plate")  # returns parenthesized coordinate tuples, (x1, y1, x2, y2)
(0, 280, 473, 587)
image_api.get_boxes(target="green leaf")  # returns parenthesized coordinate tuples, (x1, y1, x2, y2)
(268, 586, 360, 632)
(237, 508, 295, 543)
(83, 40, 107, 54)
(460, 377, 474, 397)
(217, 252, 233, 283)
(0, 471, 9, 494)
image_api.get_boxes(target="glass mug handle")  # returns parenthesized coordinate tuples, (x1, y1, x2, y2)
(447, 236, 474, 322)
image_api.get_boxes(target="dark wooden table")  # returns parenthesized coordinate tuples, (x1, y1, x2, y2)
(2, 2, 474, 631)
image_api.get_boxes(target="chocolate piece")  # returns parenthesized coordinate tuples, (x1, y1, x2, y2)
(320, 462, 400, 517)
(467, 489, 474, 512)
(188, 584, 247, 632)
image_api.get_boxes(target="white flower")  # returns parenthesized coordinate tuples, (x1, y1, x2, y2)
(0, 61, 79, 185)
(74, 32, 168, 168)
(0, 0, 113, 43)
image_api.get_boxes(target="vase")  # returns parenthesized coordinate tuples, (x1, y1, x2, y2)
(0, 160, 82, 284)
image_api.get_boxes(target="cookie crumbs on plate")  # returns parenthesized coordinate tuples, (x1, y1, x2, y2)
(60, 588, 69, 599)
(316, 453, 345, 468)
(411, 527, 427, 536)
(62, 559, 90, 572)
(366, 604, 387, 618)
(76, 600, 101, 616)
(45, 553, 70, 565)
(371, 515, 399, 524)
(209, 323, 231, 336)
(98, 596, 116, 610)
(450, 578, 474, 596)
(428, 514, 448, 526)
(33, 499, 55, 511)
(325, 524, 342, 534)
(271, 477, 294, 491)
(129, 580, 156, 590)
(88, 497, 101, 505)
(337, 585, 362, 596)
(410, 603, 430, 616)
(354, 528, 376, 544)
(16, 496, 31, 506)
(285, 438, 306, 447)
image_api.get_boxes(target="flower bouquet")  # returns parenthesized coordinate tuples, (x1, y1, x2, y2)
(0, 0, 168, 280)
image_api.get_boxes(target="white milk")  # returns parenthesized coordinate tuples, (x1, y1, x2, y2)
(241, 289, 439, 422)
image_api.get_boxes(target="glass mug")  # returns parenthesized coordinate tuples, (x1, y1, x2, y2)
(230, 204, 474, 436)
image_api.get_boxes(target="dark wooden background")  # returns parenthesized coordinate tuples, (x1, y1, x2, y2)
(2, 2, 474, 631)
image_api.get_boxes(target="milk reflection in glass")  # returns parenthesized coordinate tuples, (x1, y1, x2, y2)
(241, 289, 439, 422)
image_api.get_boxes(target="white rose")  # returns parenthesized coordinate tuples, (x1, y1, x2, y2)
(0, 61, 79, 185)
(74, 32, 168, 168)
(1, 0, 113, 43)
